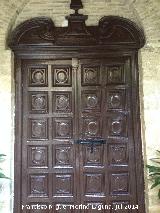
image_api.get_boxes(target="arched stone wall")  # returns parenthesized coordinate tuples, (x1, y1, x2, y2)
(0, 1, 160, 212)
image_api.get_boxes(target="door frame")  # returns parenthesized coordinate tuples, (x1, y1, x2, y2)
(9, 14, 146, 213)
(14, 50, 145, 212)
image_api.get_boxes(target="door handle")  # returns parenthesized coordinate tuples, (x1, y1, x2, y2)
(75, 138, 106, 153)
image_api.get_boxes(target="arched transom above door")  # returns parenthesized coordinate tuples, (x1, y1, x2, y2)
(8, 0, 145, 49)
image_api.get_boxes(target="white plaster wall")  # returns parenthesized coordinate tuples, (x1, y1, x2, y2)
(0, 50, 14, 213)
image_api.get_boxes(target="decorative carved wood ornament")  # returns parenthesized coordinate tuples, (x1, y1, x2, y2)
(9, 1, 146, 213)
(8, 0, 145, 48)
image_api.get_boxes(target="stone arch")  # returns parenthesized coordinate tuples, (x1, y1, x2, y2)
(0, 0, 30, 49)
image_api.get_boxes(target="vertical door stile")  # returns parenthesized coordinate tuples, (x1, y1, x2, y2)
(14, 58, 23, 213)
(72, 57, 81, 210)
(21, 61, 28, 211)
(128, 54, 139, 206)
(77, 59, 83, 206)
(77, 59, 84, 208)
(78, 59, 85, 207)
(47, 63, 53, 204)
(101, 60, 109, 204)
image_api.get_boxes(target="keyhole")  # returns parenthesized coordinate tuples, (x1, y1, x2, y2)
(90, 143, 94, 153)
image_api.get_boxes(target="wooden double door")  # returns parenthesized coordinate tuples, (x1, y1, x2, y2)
(20, 56, 139, 212)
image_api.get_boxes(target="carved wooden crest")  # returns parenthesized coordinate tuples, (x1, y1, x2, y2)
(8, 0, 145, 49)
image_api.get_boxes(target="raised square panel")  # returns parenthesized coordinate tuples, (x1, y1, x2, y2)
(111, 201, 130, 213)
(106, 65, 124, 84)
(53, 92, 72, 113)
(81, 90, 101, 112)
(28, 119, 48, 140)
(53, 118, 73, 139)
(53, 145, 73, 167)
(82, 117, 101, 138)
(84, 173, 105, 195)
(29, 92, 48, 114)
(106, 89, 126, 110)
(107, 114, 127, 137)
(28, 146, 48, 168)
(83, 145, 104, 166)
(52, 66, 72, 87)
(26, 203, 51, 213)
(82, 65, 100, 86)
(28, 66, 48, 87)
(108, 144, 128, 165)
(53, 174, 73, 196)
(28, 174, 48, 197)
(110, 173, 129, 195)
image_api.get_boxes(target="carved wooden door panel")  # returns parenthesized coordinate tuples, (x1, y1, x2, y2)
(21, 59, 78, 212)
(77, 58, 138, 212)
(21, 57, 138, 212)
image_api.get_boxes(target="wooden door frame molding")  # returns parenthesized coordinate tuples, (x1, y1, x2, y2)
(8, 2, 146, 212)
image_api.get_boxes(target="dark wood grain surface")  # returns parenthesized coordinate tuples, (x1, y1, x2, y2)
(10, 5, 145, 212)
